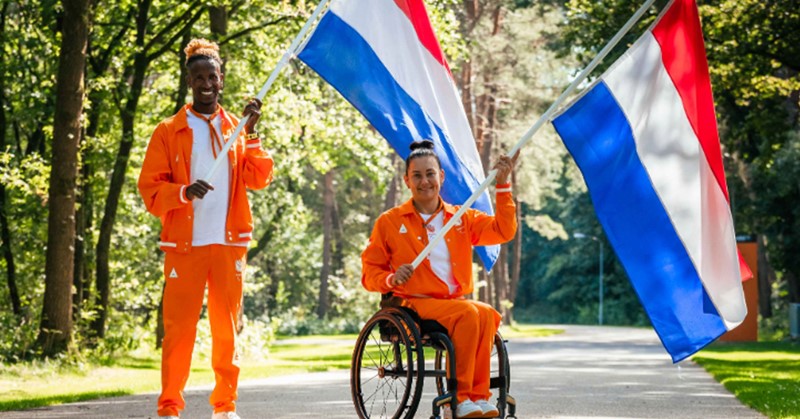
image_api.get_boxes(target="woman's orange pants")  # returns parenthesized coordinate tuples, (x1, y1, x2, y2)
(405, 298, 501, 403)
(157, 245, 246, 417)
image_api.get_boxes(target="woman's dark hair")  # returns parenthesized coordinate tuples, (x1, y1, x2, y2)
(405, 140, 442, 173)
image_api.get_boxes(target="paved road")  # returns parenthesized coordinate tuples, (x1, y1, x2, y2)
(1, 325, 763, 419)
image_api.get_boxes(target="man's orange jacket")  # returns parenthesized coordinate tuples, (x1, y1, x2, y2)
(138, 105, 273, 253)
(361, 189, 516, 298)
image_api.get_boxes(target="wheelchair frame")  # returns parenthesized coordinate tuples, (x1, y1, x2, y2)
(350, 305, 517, 419)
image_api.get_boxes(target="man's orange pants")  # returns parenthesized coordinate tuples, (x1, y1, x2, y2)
(405, 298, 501, 403)
(157, 245, 246, 417)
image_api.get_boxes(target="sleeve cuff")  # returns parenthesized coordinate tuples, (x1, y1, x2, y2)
(495, 183, 512, 193)
(179, 185, 189, 204)
(246, 138, 262, 150)
(385, 273, 395, 289)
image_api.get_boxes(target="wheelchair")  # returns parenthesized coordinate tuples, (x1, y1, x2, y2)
(350, 295, 517, 419)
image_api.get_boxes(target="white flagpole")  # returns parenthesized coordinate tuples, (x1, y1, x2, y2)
(203, 0, 331, 182)
(412, 0, 658, 269)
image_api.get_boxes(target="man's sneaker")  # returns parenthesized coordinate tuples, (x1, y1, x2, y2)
(475, 399, 500, 417)
(211, 412, 241, 419)
(455, 400, 484, 418)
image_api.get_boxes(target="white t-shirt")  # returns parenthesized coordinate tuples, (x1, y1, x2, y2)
(420, 212, 458, 295)
(186, 111, 244, 247)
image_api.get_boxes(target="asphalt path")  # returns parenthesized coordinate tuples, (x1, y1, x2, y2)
(1, 325, 763, 418)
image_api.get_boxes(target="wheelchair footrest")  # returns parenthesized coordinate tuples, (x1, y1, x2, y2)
(434, 393, 455, 407)
(506, 394, 516, 405)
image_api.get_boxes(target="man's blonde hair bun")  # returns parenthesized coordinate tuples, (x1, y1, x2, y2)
(184, 38, 223, 67)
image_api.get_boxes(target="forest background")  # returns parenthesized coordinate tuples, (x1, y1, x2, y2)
(0, 0, 797, 360)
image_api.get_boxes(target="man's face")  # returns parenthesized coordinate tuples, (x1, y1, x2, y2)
(187, 59, 223, 111)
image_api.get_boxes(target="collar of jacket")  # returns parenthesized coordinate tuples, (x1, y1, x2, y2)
(174, 103, 231, 132)
(398, 198, 457, 218)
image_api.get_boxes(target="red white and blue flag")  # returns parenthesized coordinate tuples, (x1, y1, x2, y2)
(552, 0, 747, 362)
(297, 0, 500, 269)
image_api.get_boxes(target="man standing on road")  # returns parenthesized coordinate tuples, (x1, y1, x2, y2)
(138, 38, 273, 419)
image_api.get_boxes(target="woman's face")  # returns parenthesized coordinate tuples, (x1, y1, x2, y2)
(404, 156, 444, 205)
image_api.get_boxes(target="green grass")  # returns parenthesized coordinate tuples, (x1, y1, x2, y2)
(0, 326, 560, 412)
(500, 323, 564, 339)
(693, 340, 800, 418)
(0, 336, 358, 412)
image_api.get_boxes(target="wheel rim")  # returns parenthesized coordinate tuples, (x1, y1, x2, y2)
(352, 313, 419, 419)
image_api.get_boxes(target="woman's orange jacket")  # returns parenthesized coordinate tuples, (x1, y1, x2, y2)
(138, 104, 273, 253)
(361, 189, 517, 299)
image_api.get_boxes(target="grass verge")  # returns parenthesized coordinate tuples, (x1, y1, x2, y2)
(0, 326, 558, 412)
(693, 340, 800, 419)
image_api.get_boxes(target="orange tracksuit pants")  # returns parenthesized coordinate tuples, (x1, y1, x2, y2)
(157, 245, 246, 417)
(405, 298, 501, 403)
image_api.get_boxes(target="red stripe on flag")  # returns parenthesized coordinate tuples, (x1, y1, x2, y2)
(392, 0, 451, 73)
(651, 0, 729, 201)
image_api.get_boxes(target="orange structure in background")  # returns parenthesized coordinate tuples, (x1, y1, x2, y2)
(720, 240, 759, 341)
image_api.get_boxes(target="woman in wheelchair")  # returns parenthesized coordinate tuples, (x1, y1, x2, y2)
(361, 140, 517, 418)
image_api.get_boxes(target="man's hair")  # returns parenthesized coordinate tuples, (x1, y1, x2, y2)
(184, 38, 224, 68)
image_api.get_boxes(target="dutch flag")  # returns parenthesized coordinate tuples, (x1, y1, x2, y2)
(552, 0, 747, 362)
(297, 0, 500, 270)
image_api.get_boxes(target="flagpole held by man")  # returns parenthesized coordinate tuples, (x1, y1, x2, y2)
(138, 39, 274, 419)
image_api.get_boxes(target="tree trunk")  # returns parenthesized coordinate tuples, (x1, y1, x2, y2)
(72, 125, 89, 317)
(0, 1, 21, 317)
(787, 271, 799, 303)
(0, 186, 18, 316)
(173, 30, 191, 115)
(209, 6, 228, 70)
(508, 171, 521, 323)
(478, 266, 490, 303)
(93, 0, 153, 338)
(756, 235, 773, 318)
(37, 0, 90, 356)
(383, 153, 399, 211)
(493, 246, 509, 323)
(317, 170, 335, 318)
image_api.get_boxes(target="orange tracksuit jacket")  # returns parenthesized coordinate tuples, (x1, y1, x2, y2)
(138, 104, 273, 251)
(361, 188, 517, 298)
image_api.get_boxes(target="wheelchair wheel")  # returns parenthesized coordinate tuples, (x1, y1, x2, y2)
(351, 309, 425, 419)
(433, 331, 511, 418)
(493, 331, 512, 417)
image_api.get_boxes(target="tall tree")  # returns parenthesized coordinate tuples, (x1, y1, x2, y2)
(37, 0, 91, 356)
(73, 6, 133, 317)
(0, 1, 21, 316)
(317, 169, 335, 318)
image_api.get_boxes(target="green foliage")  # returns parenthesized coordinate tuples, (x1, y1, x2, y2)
(694, 341, 800, 418)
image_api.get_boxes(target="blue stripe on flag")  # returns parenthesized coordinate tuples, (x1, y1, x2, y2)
(552, 82, 726, 362)
(299, 12, 499, 268)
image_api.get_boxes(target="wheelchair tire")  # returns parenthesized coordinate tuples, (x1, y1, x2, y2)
(351, 309, 425, 419)
(433, 330, 511, 417)
(493, 331, 512, 417)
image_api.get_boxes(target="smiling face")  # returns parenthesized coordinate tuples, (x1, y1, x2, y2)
(187, 58, 223, 114)
(404, 155, 444, 212)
